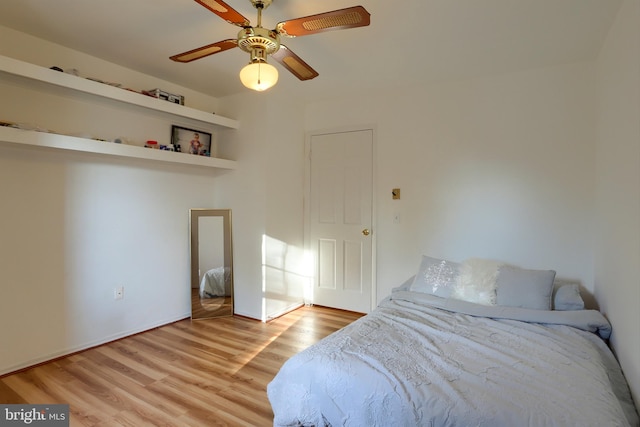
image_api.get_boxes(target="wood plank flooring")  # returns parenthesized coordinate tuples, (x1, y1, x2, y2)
(0, 306, 363, 426)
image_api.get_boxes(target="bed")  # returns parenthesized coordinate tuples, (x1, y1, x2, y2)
(199, 266, 231, 298)
(267, 256, 639, 427)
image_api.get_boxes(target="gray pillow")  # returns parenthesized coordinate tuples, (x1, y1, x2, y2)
(409, 255, 459, 298)
(554, 284, 585, 310)
(496, 265, 556, 310)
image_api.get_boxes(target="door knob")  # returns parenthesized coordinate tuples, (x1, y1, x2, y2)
(362, 228, 370, 236)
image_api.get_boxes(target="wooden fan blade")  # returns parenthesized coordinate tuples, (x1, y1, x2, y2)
(276, 6, 370, 37)
(194, 0, 251, 27)
(170, 39, 238, 63)
(271, 45, 319, 81)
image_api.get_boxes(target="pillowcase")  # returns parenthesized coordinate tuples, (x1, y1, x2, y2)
(554, 283, 585, 311)
(451, 258, 502, 305)
(393, 275, 415, 293)
(409, 256, 459, 298)
(495, 265, 556, 310)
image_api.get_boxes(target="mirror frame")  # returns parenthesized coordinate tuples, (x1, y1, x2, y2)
(189, 208, 234, 319)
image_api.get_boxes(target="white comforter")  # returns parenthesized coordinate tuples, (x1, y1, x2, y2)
(199, 266, 229, 298)
(268, 291, 639, 427)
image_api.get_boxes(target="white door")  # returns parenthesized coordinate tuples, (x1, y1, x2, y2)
(307, 129, 374, 313)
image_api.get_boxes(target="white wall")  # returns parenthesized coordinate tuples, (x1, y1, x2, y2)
(306, 62, 597, 304)
(0, 144, 223, 374)
(0, 28, 226, 374)
(214, 89, 307, 320)
(595, 0, 640, 406)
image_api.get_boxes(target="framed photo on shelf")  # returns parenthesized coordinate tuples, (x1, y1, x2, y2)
(171, 125, 212, 157)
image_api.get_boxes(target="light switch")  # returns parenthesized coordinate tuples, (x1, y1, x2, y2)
(392, 188, 400, 200)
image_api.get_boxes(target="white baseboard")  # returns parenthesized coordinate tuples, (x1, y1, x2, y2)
(266, 302, 304, 322)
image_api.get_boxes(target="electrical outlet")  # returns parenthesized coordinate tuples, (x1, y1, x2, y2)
(114, 286, 124, 300)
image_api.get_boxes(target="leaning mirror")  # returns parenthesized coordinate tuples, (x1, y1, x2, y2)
(190, 209, 233, 319)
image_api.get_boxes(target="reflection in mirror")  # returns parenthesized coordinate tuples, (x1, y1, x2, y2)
(190, 209, 233, 319)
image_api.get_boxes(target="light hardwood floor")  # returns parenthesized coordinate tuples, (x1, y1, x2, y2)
(0, 306, 363, 426)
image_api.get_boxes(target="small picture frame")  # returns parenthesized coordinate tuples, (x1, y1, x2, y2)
(171, 125, 212, 157)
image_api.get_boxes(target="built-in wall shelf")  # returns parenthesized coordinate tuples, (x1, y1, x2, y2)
(0, 54, 239, 129)
(0, 126, 237, 169)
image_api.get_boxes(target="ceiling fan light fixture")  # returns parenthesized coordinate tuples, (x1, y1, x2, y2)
(171, 2, 370, 89)
(240, 60, 278, 91)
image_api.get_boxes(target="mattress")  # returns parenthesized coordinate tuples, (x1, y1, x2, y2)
(268, 290, 639, 427)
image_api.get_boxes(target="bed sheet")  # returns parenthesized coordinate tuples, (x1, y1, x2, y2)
(268, 291, 638, 427)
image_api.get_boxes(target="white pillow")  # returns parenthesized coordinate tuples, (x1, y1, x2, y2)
(409, 255, 459, 298)
(451, 258, 502, 305)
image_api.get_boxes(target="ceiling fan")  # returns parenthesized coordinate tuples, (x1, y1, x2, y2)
(170, 0, 371, 91)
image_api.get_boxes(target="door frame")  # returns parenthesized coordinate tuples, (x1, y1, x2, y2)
(303, 125, 378, 311)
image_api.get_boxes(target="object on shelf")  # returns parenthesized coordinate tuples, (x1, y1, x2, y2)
(66, 131, 94, 139)
(171, 125, 211, 157)
(86, 77, 122, 87)
(145, 140, 159, 149)
(144, 88, 184, 105)
(14, 122, 53, 133)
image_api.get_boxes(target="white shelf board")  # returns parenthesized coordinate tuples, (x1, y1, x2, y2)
(0, 126, 237, 169)
(0, 54, 239, 129)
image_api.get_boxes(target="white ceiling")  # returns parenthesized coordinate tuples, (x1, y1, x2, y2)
(0, 0, 622, 101)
